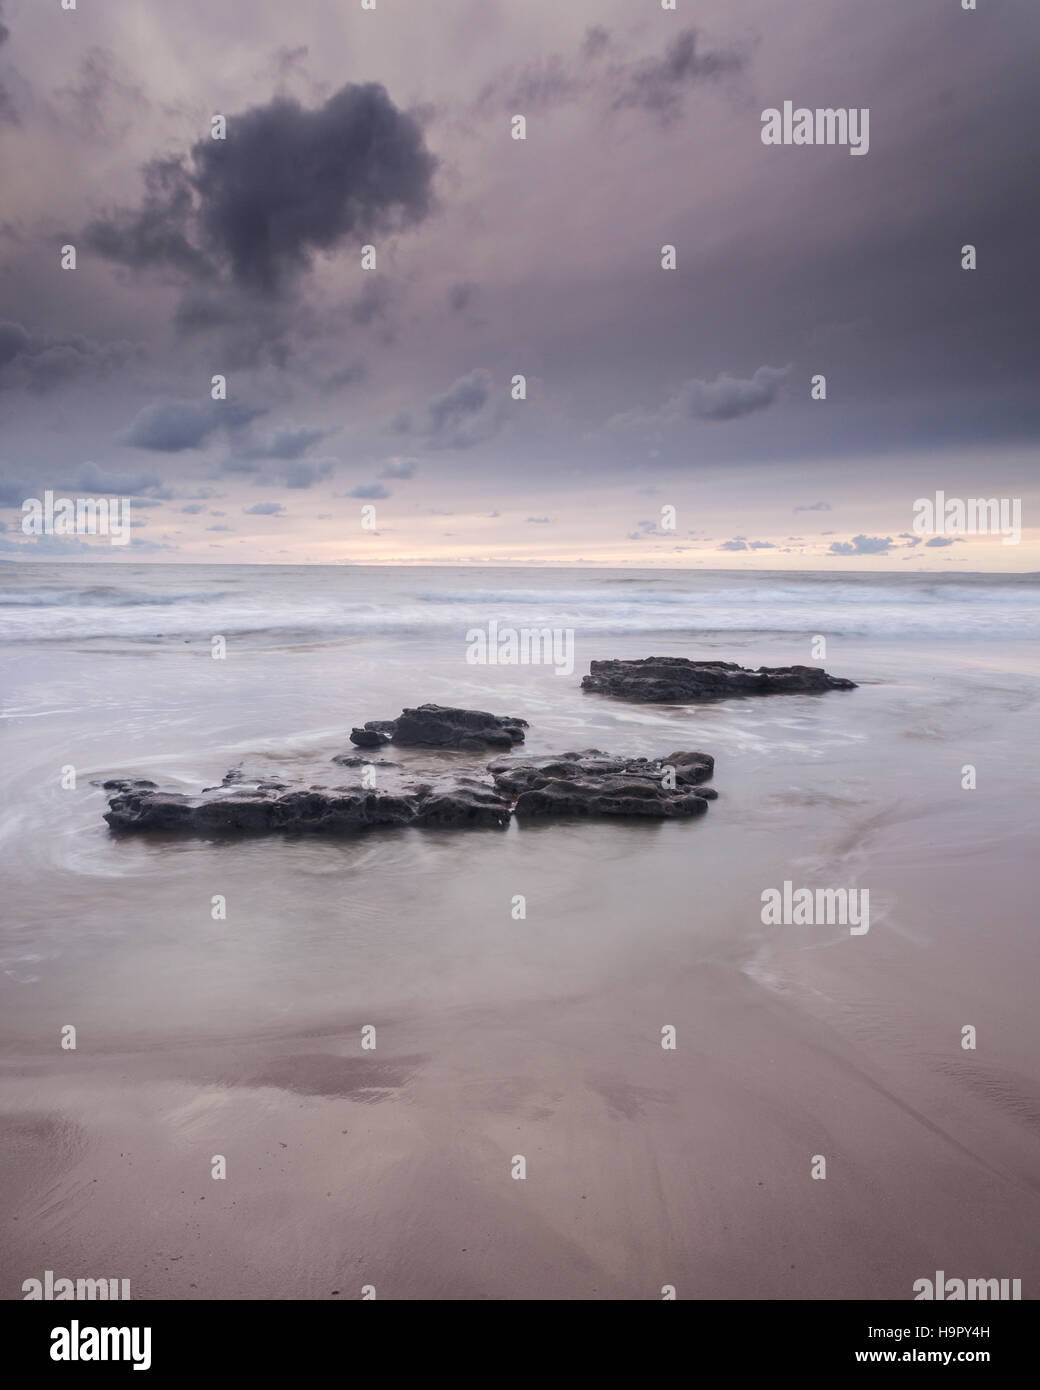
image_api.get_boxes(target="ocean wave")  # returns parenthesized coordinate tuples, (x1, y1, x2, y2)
(1, 569, 1038, 643)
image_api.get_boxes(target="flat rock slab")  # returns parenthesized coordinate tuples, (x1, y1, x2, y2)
(350, 703, 529, 750)
(487, 748, 716, 818)
(102, 745, 718, 836)
(581, 658, 856, 702)
(103, 774, 512, 835)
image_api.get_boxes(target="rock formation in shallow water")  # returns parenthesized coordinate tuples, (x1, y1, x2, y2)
(102, 742, 718, 835)
(350, 703, 528, 750)
(487, 749, 716, 818)
(581, 658, 856, 702)
(103, 775, 513, 834)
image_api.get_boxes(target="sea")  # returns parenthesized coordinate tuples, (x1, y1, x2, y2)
(1, 563, 1038, 1057)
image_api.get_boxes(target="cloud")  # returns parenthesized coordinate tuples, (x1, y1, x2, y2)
(86, 83, 436, 295)
(121, 399, 262, 452)
(526, 516, 551, 524)
(243, 501, 285, 515)
(347, 482, 390, 499)
(128, 537, 175, 552)
(829, 534, 894, 556)
(73, 462, 162, 495)
(448, 282, 478, 313)
(583, 26, 610, 61)
(349, 275, 394, 325)
(794, 501, 832, 512)
(280, 458, 334, 489)
(0, 2, 15, 124)
(748, 540, 776, 549)
(379, 458, 417, 479)
(0, 320, 136, 394)
(610, 29, 745, 122)
(53, 47, 147, 138)
(924, 535, 964, 548)
(322, 362, 366, 393)
(478, 27, 741, 126)
(672, 366, 790, 423)
(719, 539, 747, 551)
(608, 364, 790, 437)
(181, 503, 206, 514)
(0, 476, 29, 506)
(401, 368, 507, 450)
(245, 426, 329, 460)
(206, 524, 232, 531)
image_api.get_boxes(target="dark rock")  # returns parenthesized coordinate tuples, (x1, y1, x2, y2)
(415, 780, 512, 828)
(581, 658, 856, 702)
(663, 751, 715, 785)
(102, 766, 509, 836)
(331, 753, 400, 768)
(348, 728, 392, 748)
(487, 749, 716, 819)
(351, 704, 528, 751)
(104, 784, 424, 836)
(514, 776, 708, 819)
(103, 727, 718, 835)
(97, 778, 158, 793)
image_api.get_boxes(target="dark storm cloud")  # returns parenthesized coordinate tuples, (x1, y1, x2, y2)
(830, 535, 893, 556)
(86, 83, 437, 296)
(610, 29, 745, 121)
(401, 368, 507, 450)
(0, 320, 136, 393)
(120, 399, 263, 452)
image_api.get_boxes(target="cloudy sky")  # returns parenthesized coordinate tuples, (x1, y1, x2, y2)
(0, 0, 1037, 568)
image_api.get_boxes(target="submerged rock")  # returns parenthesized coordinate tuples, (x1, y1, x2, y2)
(581, 658, 856, 702)
(350, 703, 528, 750)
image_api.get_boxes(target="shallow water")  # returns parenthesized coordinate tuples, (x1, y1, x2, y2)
(1, 563, 1038, 1056)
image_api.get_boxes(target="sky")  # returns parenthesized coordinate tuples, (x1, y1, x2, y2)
(0, 0, 1037, 569)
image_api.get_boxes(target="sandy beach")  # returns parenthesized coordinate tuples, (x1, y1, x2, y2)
(2, 566, 1038, 1301)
